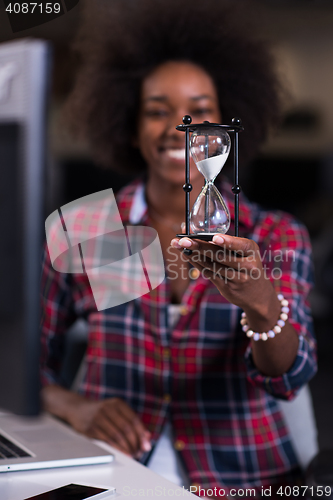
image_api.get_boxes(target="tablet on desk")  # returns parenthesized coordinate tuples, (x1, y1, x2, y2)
(24, 483, 116, 500)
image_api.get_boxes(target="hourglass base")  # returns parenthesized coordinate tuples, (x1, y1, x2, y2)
(176, 233, 218, 241)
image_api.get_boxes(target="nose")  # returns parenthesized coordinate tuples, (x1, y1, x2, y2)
(165, 110, 187, 139)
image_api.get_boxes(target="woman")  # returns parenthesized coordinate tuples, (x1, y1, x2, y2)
(40, 0, 317, 495)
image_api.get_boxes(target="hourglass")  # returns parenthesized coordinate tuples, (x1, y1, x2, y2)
(176, 116, 243, 241)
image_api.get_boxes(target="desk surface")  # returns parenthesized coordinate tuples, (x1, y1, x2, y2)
(0, 441, 197, 500)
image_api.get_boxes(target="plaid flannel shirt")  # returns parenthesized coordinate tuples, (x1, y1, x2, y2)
(40, 178, 317, 493)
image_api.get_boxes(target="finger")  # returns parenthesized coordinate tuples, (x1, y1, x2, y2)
(98, 411, 135, 455)
(212, 234, 255, 257)
(116, 401, 152, 453)
(187, 249, 255, 275)
(176, 240, 239, 269)
(113, 410, 146, 454)
(88, 425, 110, 444)
(169, 223, 188, 248)
(85, 417, 132, 456)
(180, 224, 193, 253)
(170, 238, 182, 249)
(190, 259, 243, 282)
(93, 426, 132, 457)
(176, 237, 232, 261)
(176, 234, 254, 256)
(177, 236, 257, 269)
(101, 406, 140, 455)
(176, 237, 199, 250)
(171, 237, 198, 256)
(173, 236, 254, 266)
(170, 237, 196, 253)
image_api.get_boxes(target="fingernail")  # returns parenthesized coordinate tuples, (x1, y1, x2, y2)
(142, 439, 152, 452)
(171, 239, 181, 248)
(178, 238, 192, 248)
(213, 235, 224, 244)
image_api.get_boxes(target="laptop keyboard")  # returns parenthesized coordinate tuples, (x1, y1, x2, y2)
(0, 433, 31, 459)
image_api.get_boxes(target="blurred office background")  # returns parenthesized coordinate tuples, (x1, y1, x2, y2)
(1, 0, 333, 448)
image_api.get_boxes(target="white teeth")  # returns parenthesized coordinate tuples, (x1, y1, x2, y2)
(166, 149, 186, 160)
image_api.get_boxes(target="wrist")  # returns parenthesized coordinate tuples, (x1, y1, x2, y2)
(63, 391, 90, 427)
(242, 293, 281, 333)
(241, 293, 290, 341)
(41, 384, 86, 425)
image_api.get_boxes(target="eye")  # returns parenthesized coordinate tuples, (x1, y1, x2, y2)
(144, 108, 169, 118)
(192, 108, 214, 116)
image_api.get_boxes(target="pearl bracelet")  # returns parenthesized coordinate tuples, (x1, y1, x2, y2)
(240, 294, 289, 341)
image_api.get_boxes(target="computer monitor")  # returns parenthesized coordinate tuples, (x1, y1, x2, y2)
(0, 39, 51, 415)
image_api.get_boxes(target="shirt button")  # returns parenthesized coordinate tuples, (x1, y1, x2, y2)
(163, 347, 171, 359)
(179, 305, 188, 315)
(189, 268, 200, 280)
(163, 394, 172, 403)
(174, 439, 185, 451)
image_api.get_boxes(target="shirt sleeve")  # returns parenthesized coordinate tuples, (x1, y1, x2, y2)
(244, 212, 317, 401)
(40, 243, 77, 387)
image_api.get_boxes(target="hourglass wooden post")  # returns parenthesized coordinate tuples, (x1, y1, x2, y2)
(231, 117, 242, 238)
(176, 115, 243, 241)
(184, 118, 191, 236)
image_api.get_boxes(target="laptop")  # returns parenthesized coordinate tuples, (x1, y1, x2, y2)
(0, 411, 114, 472)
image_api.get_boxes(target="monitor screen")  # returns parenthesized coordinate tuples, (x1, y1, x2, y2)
(0, 39, 50, 415)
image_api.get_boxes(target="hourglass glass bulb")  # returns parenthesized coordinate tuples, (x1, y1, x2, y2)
(190, 128, 231, 181)
(190, 183, 230, 235)
(189, 128, 231, 235)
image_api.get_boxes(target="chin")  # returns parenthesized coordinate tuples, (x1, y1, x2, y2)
(156, 161, 184, 181)
(161, 172, 185, 186)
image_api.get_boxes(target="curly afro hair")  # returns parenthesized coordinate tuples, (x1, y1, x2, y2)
(65, 0, 283, 174)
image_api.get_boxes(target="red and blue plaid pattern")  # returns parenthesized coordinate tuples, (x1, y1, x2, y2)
(40, 178, 316, 493)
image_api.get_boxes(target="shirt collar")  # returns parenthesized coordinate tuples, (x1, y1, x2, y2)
(129, 182, 147, 224)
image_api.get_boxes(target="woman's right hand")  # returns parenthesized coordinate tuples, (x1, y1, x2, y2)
(69, 397, 152, 457)
(41, 385, 151, 458)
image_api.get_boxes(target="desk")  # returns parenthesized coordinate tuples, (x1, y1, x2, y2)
(0, 442, 197, 500)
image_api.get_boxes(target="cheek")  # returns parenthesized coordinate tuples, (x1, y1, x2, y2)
(137, 123, 162, 157)
(190, 162, 203, 180)
(136, 127, 151, 154)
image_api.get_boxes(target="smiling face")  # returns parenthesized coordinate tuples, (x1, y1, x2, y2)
(136, 61, 222, 185)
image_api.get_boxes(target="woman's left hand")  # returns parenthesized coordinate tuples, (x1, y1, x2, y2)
(171, 233, 280, 328)
(171, 233, 299, 376)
